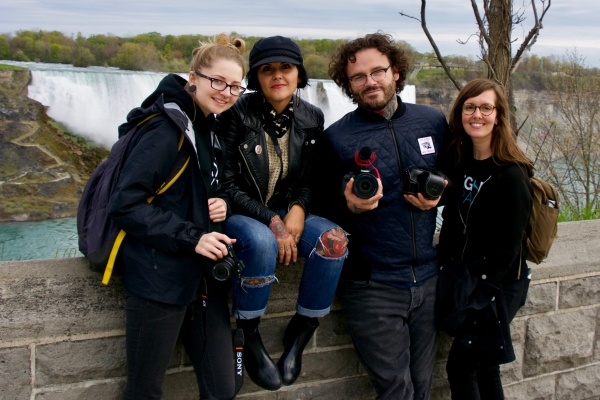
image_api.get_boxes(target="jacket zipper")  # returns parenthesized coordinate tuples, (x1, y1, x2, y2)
(459, 176, 491, 262)
(238, 146, 265, 205)
(388, 120, 417, 283)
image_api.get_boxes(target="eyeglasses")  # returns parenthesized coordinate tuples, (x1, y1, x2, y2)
(462, 103, 496, 116)
(348, 65, 391, 87)
(195, 72, 247, 96)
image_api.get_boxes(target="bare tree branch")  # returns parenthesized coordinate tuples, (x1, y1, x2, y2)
(512, 0, 552, 73)
(399, 1, 462, 91)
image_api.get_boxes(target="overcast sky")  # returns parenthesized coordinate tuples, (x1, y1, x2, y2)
(1, 0, 597, 66)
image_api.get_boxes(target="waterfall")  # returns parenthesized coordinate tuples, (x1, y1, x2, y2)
(1, 61, 415, 149)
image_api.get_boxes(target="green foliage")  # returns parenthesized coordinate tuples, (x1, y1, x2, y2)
(559, 204, 600, 222)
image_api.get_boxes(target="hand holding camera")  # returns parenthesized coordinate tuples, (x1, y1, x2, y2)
(402, 166, 447, 210)
(343, 147, 383, 214)
(211, 243, 245, 281)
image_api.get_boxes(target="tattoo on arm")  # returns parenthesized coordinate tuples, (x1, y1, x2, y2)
(269, 217, 290, 239)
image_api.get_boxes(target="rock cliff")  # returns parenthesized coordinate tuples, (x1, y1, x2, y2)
(0, 65, 108, 222)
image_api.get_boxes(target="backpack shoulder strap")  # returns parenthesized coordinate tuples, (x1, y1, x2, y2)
(101, 114, 192, 285)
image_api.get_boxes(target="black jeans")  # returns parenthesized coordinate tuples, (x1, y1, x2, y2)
(338, 276, 438, 400)
(446, 272, 530, 400)
(124, 290, 236, 400)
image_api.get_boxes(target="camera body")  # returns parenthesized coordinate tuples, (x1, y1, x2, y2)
(342, 146, 380, 199)
(402, 166, 445, 199)
(211, 244, 244, 281)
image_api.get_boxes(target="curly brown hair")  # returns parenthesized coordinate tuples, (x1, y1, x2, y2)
(328, 32, 410, 101)
(448, 78, 533, 169)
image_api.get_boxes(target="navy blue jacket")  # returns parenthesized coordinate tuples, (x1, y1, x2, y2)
(313, 98, 450, 286)
(108, 74, 225, 305)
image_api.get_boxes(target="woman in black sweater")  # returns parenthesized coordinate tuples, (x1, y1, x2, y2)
(437, 79, 533, 399)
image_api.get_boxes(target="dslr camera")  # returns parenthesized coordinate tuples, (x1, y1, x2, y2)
(402, 166, 446, 199)
(210, 244, 244, 281)
(342, 146, 381, 199)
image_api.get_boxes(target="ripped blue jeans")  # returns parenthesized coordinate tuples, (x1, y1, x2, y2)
(223, 212, 347, 320)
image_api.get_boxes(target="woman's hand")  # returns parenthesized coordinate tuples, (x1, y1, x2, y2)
(195, 232, 235, 260)
(208, 198, 227, 222)
(270, 216, 297, 265)
(283, 204, 305, 245)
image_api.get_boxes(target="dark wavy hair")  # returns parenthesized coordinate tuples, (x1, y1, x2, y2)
(328, 32, 410, 101)
(448, 78, 533, 169)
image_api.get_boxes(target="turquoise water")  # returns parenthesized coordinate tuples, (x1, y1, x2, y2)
(0, 218, 80, 261)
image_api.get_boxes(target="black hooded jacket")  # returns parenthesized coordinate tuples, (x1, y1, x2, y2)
(108, 74, 226, 305)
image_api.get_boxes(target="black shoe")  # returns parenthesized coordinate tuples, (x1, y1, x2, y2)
(277, 315, 319, 385)
(244, 328, 282, 391)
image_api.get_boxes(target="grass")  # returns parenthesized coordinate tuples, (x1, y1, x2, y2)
(558, 204, 600, 222)
(0, 63, 24, 71)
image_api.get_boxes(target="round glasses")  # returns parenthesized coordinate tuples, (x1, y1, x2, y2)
(462, 103, 496, 116)
(348, 65, 391, 87)
(195, 72, 246, 96)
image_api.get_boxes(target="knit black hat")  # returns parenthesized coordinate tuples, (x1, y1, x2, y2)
(246, 36, 309, 91)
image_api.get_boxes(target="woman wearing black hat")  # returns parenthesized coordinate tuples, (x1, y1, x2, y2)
(215, 36, 348, 391)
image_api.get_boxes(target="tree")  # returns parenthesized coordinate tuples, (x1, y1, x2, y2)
(73, 47, 96, 67)
(400, 0, 551, 132)
(520, 52, 600, 220)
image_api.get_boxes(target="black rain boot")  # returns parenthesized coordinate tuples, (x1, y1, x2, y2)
(241, 323, 282, 391)
(277, 314, 319, 385)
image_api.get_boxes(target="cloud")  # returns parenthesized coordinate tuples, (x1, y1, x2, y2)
(1, 0, 598, 66)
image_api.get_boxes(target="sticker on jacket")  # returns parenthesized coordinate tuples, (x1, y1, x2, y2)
(418, 137, 435, 155)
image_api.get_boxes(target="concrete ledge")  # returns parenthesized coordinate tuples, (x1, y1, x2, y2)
(1, 219, 600, 399)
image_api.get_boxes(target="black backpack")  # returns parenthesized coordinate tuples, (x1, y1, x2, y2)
(77, 112, 191, 285)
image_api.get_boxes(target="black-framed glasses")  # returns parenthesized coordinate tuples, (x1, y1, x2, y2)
(348, 65, 391, 87)
(195, 72, 246, 96)
(462, 103, 496, 116)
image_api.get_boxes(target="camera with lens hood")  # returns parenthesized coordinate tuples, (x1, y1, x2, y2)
(402, 166, 446, 199)
(210, 244, 244, 281)
(342, 146, 381, 199)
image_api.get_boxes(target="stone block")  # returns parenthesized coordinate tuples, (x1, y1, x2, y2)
(276, 376, 376, 400)
(35, 379, 125, 400)
(556, 363, 600, 399)
(430, 359, 448, 390)
(430, 386, 452, 400)
(35, 337, 126, 386)
(263, 261, 305, 315)
(285, 348, 359, 385)
(0, 346, 31, 400)
(559, 276, 600, 309)
(162, 370, 198, 400)
(0, 258, 125, 341)
(520, 282, 556, 316)
(501, 319, 525, 383)
(596, 308, 600, 362)
(435, 332, 453, 362)
(523, 309, 596, 376)
(503, 375, 555, 400)
(315, 310, 352, 348)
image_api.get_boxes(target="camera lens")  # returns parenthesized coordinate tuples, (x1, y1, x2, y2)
(353, 173, 378, 199)
(212, 259, 233, 281)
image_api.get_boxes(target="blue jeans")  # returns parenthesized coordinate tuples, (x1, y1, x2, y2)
(337, 276, 438, 400)
(223, 212, 347, 319)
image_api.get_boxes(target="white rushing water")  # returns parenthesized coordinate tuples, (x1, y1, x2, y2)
(1, 60, 415, 148)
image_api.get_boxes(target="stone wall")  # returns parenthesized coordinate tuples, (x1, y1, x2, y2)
(1, 220, 600, 399)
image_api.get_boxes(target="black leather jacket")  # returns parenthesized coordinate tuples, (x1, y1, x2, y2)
(215, 92, 324, 225)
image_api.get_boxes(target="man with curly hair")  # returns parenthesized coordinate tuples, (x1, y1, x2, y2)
(312, 32, 450, 399)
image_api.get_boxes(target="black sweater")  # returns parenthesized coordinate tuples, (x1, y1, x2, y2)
(438, 156, 533, 286)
